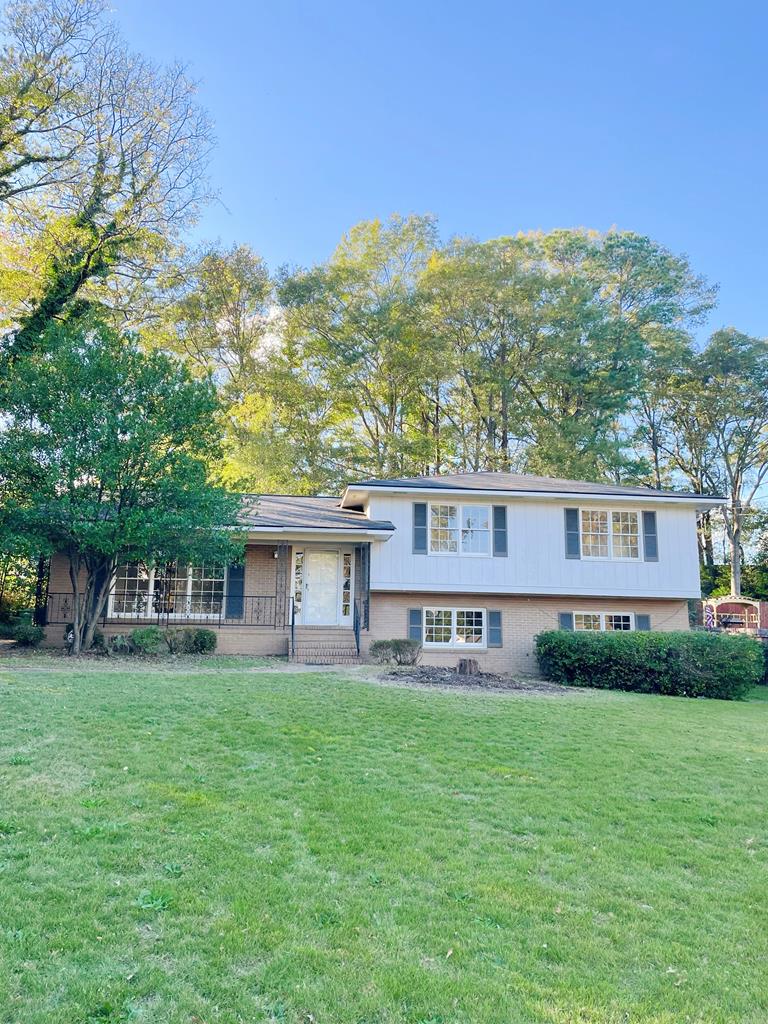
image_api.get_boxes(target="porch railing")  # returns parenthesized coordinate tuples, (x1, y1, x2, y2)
(43, 593, 290, 630)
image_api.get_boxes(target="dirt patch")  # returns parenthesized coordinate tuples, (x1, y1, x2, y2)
(378, 664, 569, 696)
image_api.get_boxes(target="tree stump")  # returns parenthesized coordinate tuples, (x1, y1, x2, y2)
(457, 658, 480, 676)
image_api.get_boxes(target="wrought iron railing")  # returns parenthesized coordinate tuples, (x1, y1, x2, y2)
(43, 593, 289, 630)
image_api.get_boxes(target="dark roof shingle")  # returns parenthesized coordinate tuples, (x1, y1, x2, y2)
(237, 494, 393, 531)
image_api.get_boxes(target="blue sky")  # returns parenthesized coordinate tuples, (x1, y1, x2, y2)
(117, 0, 767, 338)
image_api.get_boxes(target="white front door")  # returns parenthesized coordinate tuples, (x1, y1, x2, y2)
(304, 550, 340, 625)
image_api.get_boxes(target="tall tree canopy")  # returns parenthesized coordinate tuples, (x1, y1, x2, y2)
(0, 319, 240, 652)
(0, 0, 213, 360)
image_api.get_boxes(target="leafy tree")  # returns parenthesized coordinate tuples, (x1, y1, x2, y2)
(157, 243, 274, 399)
(155, 242, 343, 493)
(0, 319, 241, 653)
(421, 229, 714, 480)
(652, 330, 768, 595)
(279, 215, 448, 478)
(0, 0, 213, 360)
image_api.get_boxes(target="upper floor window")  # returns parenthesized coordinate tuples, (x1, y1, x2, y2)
(429, 503, 490, 556)
(581, 509, 640, 560)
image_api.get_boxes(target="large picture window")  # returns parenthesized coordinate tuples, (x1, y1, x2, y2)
(423, 607, 486, 647)
(429, 504, 491, 556)
(581, 510, 640, 560)
(110, 562, 226, 618)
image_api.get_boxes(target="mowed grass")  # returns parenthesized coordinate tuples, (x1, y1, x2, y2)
(0, 660, 766, 1024)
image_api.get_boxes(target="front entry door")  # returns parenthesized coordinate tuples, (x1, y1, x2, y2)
(304, 550, 340, 625)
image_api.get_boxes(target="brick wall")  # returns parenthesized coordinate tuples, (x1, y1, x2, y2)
(362, 592, 690, 675)
(43, 545, 292, 652)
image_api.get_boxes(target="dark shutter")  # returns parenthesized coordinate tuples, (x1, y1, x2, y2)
(225, 563, 245, 618)
(408, 608, 422, 642)
(492, 506, 508, 557)
(559, 612, 574, 631)
(488, 610, 503, 647)
(413, 502, 428, 553)
(564, 508, 581, 559)
(642, 511, 658, 561)
(635, 613, 651, 631)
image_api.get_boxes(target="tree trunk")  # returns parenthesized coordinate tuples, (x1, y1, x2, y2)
(697, 511, 715, 568)
(729, 522, 742, 597)
(81, 565, 113, 652)
(68, 556, 82, 655)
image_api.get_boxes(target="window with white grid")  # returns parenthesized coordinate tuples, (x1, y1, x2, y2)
(461, 506, 490, 554)
(423, 608, 486, 648)
(189, 564, 226, 614)
(580, 510, 610, 558)
(455, 609, 485, 644)
(573, 612, 635, 632)
(342, 552, 352, 617)
(611, 512, 640, 559)
(580, 509, 641, 560)
(429, 504, 459, 553)
(112, 562, 150, 614)
(574, 612, 602, 631)
(424, 608, 453, 644)
(605, 613, 633, 631)
(111, 562, 226, 617)
(429, 503, 493, 556)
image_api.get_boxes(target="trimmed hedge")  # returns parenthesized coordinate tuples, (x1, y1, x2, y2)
(369, 638, 422, 666)
(535, 629, 762, 700)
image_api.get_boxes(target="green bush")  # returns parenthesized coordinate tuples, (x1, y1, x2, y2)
(535, 629, 762, 700)
(369, 638, 421, 666)
(13, 622, 44, 647)
(130, 626, 164, 656)
(164, 628, 195, 655)
(189, 628, 217, 654)
(164, 627, 217, 654)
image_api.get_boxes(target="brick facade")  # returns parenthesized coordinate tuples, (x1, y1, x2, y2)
(361, 592, 690, 675)
(43, 544, 293, 654)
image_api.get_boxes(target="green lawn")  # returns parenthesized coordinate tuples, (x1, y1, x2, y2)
(1, 659, 766, 1024)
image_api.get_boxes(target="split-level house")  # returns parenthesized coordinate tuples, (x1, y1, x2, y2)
(42, 472, 723, 671)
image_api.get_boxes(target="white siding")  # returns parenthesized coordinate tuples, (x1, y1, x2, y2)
(367, 495, 701, 599)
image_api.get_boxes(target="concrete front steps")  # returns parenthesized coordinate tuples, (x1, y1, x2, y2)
(289, 627, 361, 665)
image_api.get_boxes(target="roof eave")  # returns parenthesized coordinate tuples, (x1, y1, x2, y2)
(341, 482, 724, 512)
(242, 525, 394, 541)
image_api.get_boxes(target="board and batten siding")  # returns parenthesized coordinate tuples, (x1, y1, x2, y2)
(366, 495, 701, 598)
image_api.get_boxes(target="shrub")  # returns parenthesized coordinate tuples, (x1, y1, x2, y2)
(130, 626, 164, 656)
(369, 638, 421, 666)
(13, 622, 44, 647)
(108, 633, 133, 655)
(164, 628, 195, 655)
(189, 628, 217, 654)
(164, 627, 217, 654)
(535, 629, 762, 700)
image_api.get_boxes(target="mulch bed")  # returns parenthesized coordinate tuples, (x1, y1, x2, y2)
(379, 663, 568, 695)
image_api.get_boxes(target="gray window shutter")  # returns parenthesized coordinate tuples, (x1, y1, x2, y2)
(408, 608, 422, 642)
(636, 613, 651, 631)
(564, 508, 580, 559)
(225, 563, 245, 618)
(492, 506, 508, 557)
(559, 612, 574, 631)
(642, 511, 658, 561)
(488, 610, 503, 647)
(413, 503, 428, 553)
